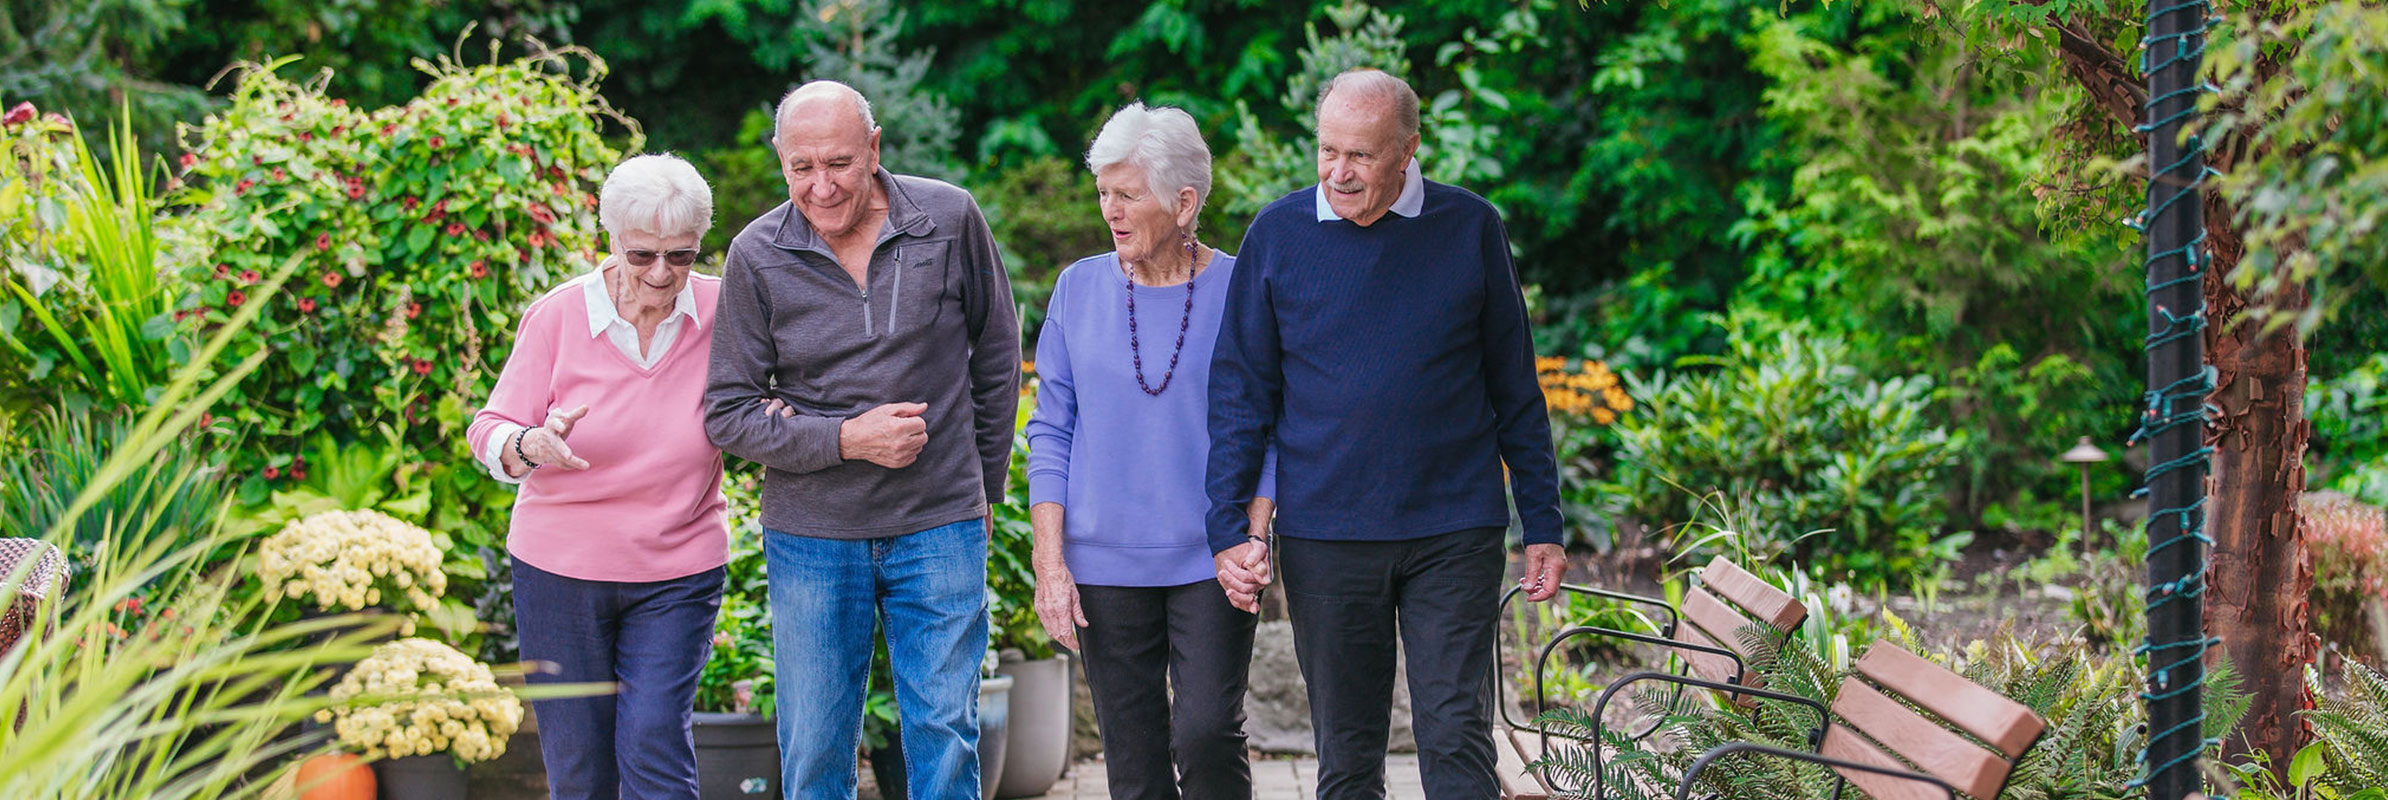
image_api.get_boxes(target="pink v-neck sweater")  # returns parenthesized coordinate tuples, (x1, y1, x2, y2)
(468, 274, 729, 582)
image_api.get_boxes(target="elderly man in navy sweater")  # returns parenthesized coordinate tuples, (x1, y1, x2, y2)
(1204, 68, 1567, 800)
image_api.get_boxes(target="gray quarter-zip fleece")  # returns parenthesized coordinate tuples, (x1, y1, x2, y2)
(703, 169, 1020, 539)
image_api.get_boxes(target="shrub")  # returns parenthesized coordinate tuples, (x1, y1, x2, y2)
(168, 48, 633, 510)
(1, 106, 180, 414)
(1538, 355, 1634, 548)
(2303, 491, 2388, 658)
(1601, 313, 1966, 588)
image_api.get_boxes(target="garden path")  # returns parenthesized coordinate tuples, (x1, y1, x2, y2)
(1025, 755, 1425, 800)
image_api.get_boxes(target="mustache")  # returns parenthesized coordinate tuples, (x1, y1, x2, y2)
(1327, 179, 1368, 193)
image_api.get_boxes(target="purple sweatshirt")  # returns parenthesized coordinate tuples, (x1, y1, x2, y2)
(1025, 251, 1274, 588)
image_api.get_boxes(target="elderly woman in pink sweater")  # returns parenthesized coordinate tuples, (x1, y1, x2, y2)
(468, 153, 751, 800)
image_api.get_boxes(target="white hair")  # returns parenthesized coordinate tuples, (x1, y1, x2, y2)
(599, 153, 714, 239)
(1319, 69, 1420, 140)
(1085, 102, 1213, 219)
(773, 81, 876, 146)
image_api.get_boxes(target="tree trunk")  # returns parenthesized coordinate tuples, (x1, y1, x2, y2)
(2200, 202, 2316, 774)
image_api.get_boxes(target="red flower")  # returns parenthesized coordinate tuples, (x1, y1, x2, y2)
(445, 221, 467, 236)
(405, 302, 422, 319)
(293, 455, 307, 469)
(496, 112, 511, 130)
(290, 467, 307, 480)
(445, 97, 459, 107)
(402, 196, 420, 212)
(433, 199, 449, 214)
(329, 125, 345, 136)
(347, 181, 365, 200)
(178, 153, 198, 169)
(235, 179, 255, 195)
(321, 271, 343, 289)
(225, 290, 246, 307)
(297, 131, 312, 142)
(213, 263, 230, 279)
(263, 465, 280, 479)
(330, 98, 345, 107)
(548, 166, 564, 180)
(469, 260, 489, 279)
(430, 135, 445, 148)
(474, 229, 490, 242)
(412, 360, 433, 376)
(529, 205, 555, 224)
(297, 297, 316, 313)
(314, 233, 332, 251)
(272, 167, 286, 180)
(584, 193, 599, 209)
(526, 231, 548, 248)
(549, 182, 566, 196)
(199, 412, 212, 427)
(382, 124, 398, 137)
(252, 155, 264, 165)
(238, 269, 259, 284)
(1, 102, 34, 126)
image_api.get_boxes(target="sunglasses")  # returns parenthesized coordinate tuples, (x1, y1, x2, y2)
(624, 248, 700, 267)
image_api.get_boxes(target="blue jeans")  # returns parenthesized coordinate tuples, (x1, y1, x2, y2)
(513, 556, 725, 800)
(765, 518, 988, 800)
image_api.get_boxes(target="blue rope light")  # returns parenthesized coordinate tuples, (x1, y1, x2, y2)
(2126, 0, 2222, 789)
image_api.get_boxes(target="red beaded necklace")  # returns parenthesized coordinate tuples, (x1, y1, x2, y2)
(1125, 236, 1200, 396)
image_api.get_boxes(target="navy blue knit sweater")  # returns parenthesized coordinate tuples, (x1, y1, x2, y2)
(1204, 180, 1562, 553)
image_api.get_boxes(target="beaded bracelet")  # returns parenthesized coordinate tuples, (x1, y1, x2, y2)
(513, 428, 542, 470)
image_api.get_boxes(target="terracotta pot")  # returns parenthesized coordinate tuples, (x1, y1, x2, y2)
(293, 753, 376, 800)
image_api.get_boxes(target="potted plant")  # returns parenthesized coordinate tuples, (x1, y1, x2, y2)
(315, 637, 526, 800)
(256, 508, 448, 625)
(694, 511, 779, 800)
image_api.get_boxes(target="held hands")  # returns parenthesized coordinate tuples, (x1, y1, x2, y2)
(1520, 542, 1566, 602)
(839, 402, 929, 468)
(519, 405, 592, 471)
(1033, 561, 1088, 651)
(1216, 499, 1276, 613)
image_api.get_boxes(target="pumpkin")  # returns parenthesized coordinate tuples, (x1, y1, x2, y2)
(292, 752, 375, 800)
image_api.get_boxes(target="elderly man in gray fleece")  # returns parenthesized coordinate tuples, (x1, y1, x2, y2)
(702, 80, 1019, 800)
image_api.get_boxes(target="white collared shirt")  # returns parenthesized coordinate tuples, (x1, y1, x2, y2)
(1315, 157, 1425, 223)
(476, 265, 700, 484)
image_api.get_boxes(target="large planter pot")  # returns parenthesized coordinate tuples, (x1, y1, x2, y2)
(992, 655, 1071, 798)
(373, 754, 465, 800)
(694, 711, 780, 799)
(977, 674, 1011, 800)
(866, 674, 1013, 800)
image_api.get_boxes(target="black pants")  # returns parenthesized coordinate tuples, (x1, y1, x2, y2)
(1077, 579, 1259, 800)
(1280, 528, 1504, 800)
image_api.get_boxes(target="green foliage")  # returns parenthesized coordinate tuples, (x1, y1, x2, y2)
(796, 0, 963, 182)
(2305, 658, 2388, 795)
(2207, 2, 2388, 333)
(0, 0, 214, 157)
(1603, 314, 1965, 588)
(972, 155, 1106, 340)
(0, 409, 227, 568)
(697, 470, 774, 715)
(1, 109, 182, 414)
(2309, 352, 2388, 506)
(0, 236, 399, 800)
(169, 47, 628, 508)
(1731, 6, 2141, 527)
(990, 427, 1052, 661)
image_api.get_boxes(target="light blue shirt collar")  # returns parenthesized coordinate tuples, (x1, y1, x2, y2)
(1315, 157, 1425, 223)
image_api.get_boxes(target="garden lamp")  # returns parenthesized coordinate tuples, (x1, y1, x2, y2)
(2060, 436, 2111, 558)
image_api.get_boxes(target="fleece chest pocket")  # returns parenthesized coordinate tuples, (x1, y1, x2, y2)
(883, 240, 952, 336)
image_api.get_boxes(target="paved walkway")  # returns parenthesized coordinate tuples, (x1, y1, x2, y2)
(1032, 755, 1424, 800)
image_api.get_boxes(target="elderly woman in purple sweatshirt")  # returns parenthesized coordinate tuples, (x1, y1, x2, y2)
(1024, 102, 1275, 800)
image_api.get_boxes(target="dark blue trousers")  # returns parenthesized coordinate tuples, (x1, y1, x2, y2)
(514, 556, 725, 800)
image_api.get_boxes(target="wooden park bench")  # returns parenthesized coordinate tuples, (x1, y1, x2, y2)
(1492, 556, 1811, 799)
(1668, 642, 2048, 800)
(1491, 556, 2049, 799)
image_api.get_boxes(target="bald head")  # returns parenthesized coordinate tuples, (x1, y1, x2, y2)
(774, 81, 878, 150)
